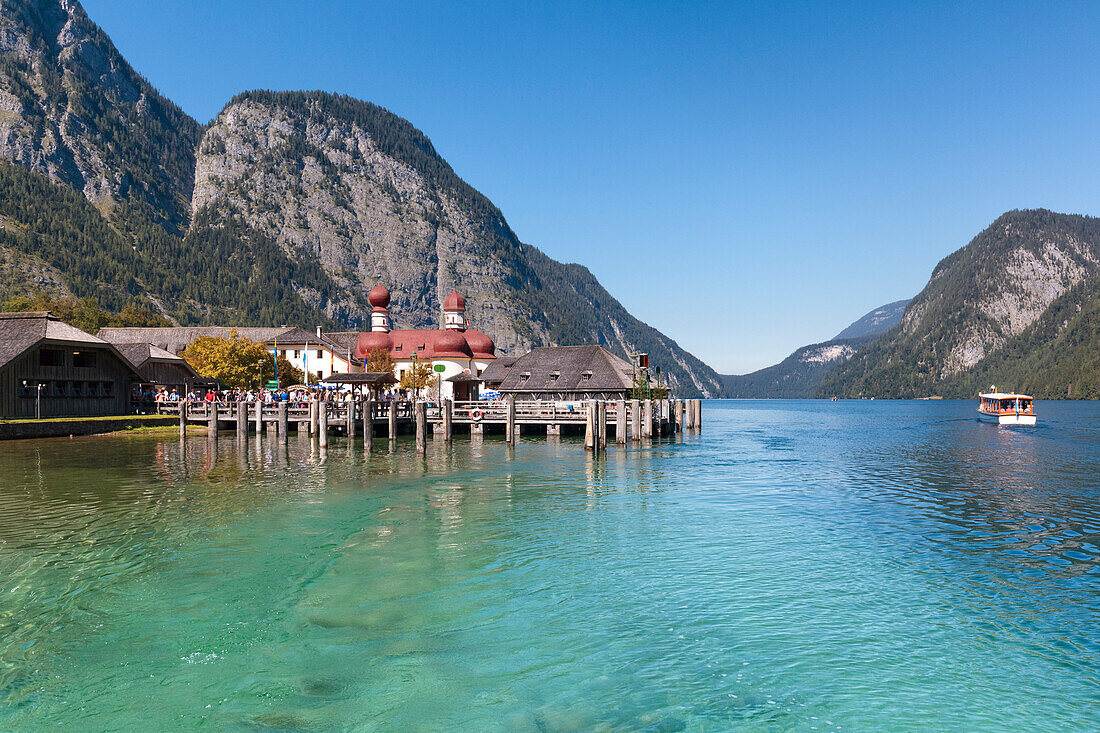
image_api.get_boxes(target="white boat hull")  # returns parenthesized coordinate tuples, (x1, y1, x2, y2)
(978, 411, 1036, 425)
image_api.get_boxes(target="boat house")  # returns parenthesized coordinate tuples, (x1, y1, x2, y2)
(111, 342, 201, 393)
(0, 312, 139, 418)
(485, 345, 635, 401)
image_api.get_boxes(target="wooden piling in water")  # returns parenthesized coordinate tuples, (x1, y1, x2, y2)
(674, 400, 684, 432)
(694, 399, 702, 431)
(318, 402, 328, 448)
(415, 401, 427, 453)
(179, 399, 188, 438)
(278, 402, 288, 442)
(584, 401, 595, 451)
(208, 401, 219, 439)
(616, 399, 627, 444)
(309, 398, 318, 436)
(254, 400, 263, 434)
(685, 399, 695, 431)
(347, 398, 356, 439)
(237, 399, 247, 439)
(642, 399, 653, 438)
(364, 399, 374, 454)
(630, 399, 641, 442)
(506, 395, 516, 445)
(443, 399, 453, 443)
(388, 402, 398, 440)
(597, 400, 607, 450)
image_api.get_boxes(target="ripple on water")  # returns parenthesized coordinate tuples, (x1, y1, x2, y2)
(0, 402, 1098, 730)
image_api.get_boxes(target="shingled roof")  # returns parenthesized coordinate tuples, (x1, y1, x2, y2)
(0, 312, 113, 369)
(96, 326, 343, 355)
(495, 346, 634, 393)
(111, 342, 191, 369)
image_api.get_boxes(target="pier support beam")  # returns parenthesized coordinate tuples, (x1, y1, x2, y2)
(685, 399, 695, 431)
(347, 398, 356, 439)
(278, 402, 289, 442)
(388, 403, 398, 441)
(443, 399, 453, 443)
(584, 400, 595, 452)
(364, 399, 375, 452)
(630, 399, 641, 442)
(597, 400, 607, 451)
(616, 399, 627, 444)
(208, 401, 219, 439)
(179, 399, 188, 438)
(415, 401, 427, 453)
(643, 399, 653, 439)
(694, 399, 702, 432)
(309, 398, 318, 436)
(547, 424, 560, 436)
(237, 400, 247, 439)
(506, 396, 516, 446)
(318, 402, 328, 448)
(254, 400, 263, 434)
(674, 400, 684, 433)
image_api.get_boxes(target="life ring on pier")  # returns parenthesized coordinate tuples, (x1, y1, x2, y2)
(470, 409, 483, 421)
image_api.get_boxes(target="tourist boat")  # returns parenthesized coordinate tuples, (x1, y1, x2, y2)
(977, 388, 1036, 425)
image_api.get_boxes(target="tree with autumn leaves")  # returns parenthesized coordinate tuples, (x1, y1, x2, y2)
(180, 331, 302, 389)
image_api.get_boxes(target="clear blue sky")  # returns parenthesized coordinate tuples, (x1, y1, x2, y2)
(83, 0, 1100, 373)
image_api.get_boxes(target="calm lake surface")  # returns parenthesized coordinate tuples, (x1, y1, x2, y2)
(0, 400, 1098, 731)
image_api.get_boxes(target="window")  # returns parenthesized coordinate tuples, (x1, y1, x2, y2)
(292, 350, 299, 359)
(49, 381, 63, 397)
(73, 351, 97, 368)
(476, 369, 483, 376)
(70, 381, 82, 396)
(582, 372, 592, 382)
(102, 381, 114, 397)
(549, 372, 560, 381)
(39, 348, 63, 367)
(316, 349, 323, 358)
(519, 372, 530, 383)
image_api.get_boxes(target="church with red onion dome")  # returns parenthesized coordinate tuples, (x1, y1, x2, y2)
(353, 285, 496, 399)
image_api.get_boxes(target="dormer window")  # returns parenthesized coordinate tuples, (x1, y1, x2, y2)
(520, 372, 531, 382)
(549, 372, 560, 381)
(582, 372, 592, 381)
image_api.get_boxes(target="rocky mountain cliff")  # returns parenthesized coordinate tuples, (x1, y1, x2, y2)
(820, 210, 1100, 398)
(0, 1, 722, 396)
(721, 336, 870, 398)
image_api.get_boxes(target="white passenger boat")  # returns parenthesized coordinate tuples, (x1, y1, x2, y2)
(977, 388, 1036, 425)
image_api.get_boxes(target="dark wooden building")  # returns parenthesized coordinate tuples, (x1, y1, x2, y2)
(0, 312, 139, 418)
(489, 345, 635, 401)
(112, 342, 200, 392)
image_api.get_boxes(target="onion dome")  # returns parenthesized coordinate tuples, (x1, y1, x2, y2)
(368, 284, 391, 309)
(356, 330, 393, 358)
(443, 289, 466, 312)
(464, 329, 495, 357)
(434, 329, 473, 357)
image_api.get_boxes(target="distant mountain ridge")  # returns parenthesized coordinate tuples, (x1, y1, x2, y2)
(720, 299, 909, 398)
(820, 209, 1100, 398)
(0, 0, 722, 396)
(833, 299, 909, 340)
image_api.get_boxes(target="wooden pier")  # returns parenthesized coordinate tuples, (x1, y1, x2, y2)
(160, 397, 703, 453)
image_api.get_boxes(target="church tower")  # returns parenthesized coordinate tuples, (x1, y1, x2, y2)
(443, 289, 467, 330)
(368, 284, 392, 332)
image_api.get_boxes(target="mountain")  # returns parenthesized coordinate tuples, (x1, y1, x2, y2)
(721, 336, 872, 398)
(0, 0, 722, 396)
(833, 299, 909, 340)
(819, 209, 1100, 398)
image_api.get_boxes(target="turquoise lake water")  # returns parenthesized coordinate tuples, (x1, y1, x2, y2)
(0, 399, 1097, 731)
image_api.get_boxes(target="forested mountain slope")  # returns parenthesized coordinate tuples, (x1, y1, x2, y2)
(0, 0, 722, 395)
(820, 210, 1100, 398)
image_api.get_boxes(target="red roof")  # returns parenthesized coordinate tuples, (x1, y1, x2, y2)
(443, 289, 466, 311)
(355, 328, 495, 360)
(368, 284, 391, 308)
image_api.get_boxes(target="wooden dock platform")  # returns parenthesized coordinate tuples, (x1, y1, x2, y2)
(159, 397, 702, 454)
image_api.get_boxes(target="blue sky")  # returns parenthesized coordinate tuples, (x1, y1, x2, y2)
(83, 0, 1100, 373)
